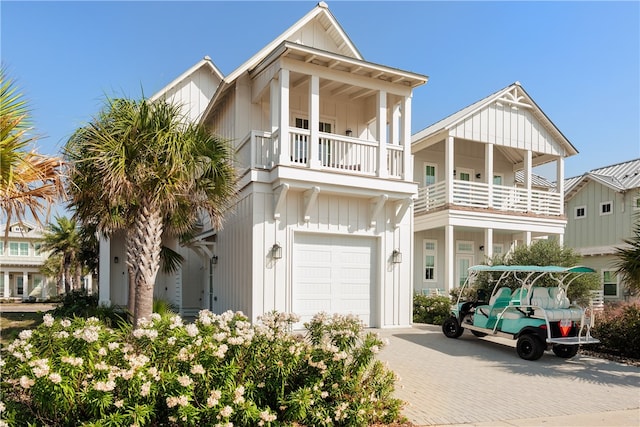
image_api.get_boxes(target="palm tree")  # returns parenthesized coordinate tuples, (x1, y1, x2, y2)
(65, 97, 236, 325)
(40, 216, 82, 293)
(0, 68, 65, 236)
(614, 216, 640, 295)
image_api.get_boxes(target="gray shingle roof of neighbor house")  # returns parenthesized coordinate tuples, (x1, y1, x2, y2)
(564, 157, 640, 199)
(515, 170, 555, 189)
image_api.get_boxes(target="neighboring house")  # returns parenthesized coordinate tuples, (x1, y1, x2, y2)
(0, 222, 53, 300)
(411, 82, 578, 295)
(564, 158, 640, 301)
(99, 2, 427, 328)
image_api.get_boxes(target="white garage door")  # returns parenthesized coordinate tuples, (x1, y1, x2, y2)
(293, 233, 376, 326)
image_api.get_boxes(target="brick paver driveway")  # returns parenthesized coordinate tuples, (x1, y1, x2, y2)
(376, 324, 640, 426)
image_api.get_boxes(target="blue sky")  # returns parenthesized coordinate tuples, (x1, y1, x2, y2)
(2, 0, 639, 180)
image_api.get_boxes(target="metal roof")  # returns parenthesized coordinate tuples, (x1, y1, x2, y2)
(564, 158, 640, 198)
(515, 170, 555, 189)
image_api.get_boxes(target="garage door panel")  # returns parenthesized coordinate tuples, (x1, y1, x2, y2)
(294, 234, 375, 327)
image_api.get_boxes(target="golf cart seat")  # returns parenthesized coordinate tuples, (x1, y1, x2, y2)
(530, 287, 582, 321)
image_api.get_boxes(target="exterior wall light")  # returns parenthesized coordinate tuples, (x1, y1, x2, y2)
(392, 249, 402, 264)
(271, 243, 283, 259)
(212, 255, 218, 264)
(114, 256, 119, 264)
(345, 128, 352, 137)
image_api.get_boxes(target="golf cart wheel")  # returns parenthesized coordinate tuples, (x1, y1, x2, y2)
(552, 344, 579, 358)
(442, 317, 464, 338)
(516, 334, 545, 360)
(471, 330, 487, 337)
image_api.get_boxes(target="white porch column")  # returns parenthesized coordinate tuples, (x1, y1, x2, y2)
(278, 68, 290, 164)
(270, 78, 279, 133)
(445, 136, 454, 205)
(524, 149, 532, 211)
(485, 143, 494, 207)
(309, 75, 321, 169)
(98, 235, 111, 306)
(557, 233, 564, 246)
(41, 277, 47, 299)
(445, 224, 454, 293)
(23, 272, 28, 298)
(556, 157, 565, 215)
(377, 90, 388, 178)
(402, 95, 413, 182)
(484, 228, 494, 260)
(3, 270, 9, 297)
(524, 231, 532, 246)
(390, 102, 400, 145)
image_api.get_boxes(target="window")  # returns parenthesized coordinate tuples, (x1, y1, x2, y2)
(294, 118, 332, 133)
(634, 197, 640, 211)
(9, 242, 29, 256)
(575, 206, 586, 219)
(423, 240, 436, 281)
(492, 244, 504, 256)
(600, 201, 613, 216)
(424, 164, 436, 186)
(34, 243, 42, 256)
(493, 175, 503, 186)
(603, 270, 618, 297)
(456, 241, 474, 253)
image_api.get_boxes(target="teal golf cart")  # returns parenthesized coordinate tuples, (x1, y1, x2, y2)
(442, 265, 600, 360)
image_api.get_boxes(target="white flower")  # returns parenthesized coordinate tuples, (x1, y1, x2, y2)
(94, 380, 116, 392)
(114, 399, 124, 408)
(219, 405, 233, 417)
(259, 410, 277, 422)
(61, 356, 83, 367)
(60, 319, 71, 328)
(185, 324, 199, 337)
(233, 385, 245, 404)
(42, 313, 55, 327)
(48, 373, 62, 384)
(207, 389, 222, 407)
(191, 364, 205, 375)
(19, 376, 34, 389)
(0, 401, 5, 412)
(18, 330, 32, 340)
(177, 375, 192, 387)
(141, 381, 151, 397)
(108, 342, 120, 350)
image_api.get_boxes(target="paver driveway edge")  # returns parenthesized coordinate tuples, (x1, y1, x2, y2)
(374, 324, 640, 426)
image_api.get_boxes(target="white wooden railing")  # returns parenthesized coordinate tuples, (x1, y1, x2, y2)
(415, 180, 562, 216)
(236, 128, 405, 178)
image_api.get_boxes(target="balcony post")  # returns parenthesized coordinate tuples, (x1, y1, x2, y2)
(309, 75, 321, 169)
(3, 270, 8, 298)
(524, 149, 532, 211)
(556, 157, 564, 215)
(402, 95, 412, 181)
(484, 228, 493, 259)
(485, 143, 494, 207)
(445, 136, 454, 205)
(377, 90, 388, 178)
(278, 68, 290, 165)
(445, 224, 454, 293)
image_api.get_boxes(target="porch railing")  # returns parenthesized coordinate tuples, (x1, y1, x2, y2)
(415, 180, 562, 216)
(236, 128, 405, 179)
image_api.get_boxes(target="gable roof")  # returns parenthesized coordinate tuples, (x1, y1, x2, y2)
(565, 158, 640, 199)
(515, 170, 555, 189)
(412, 82, 578, 165)
(201, 2, 384, 123)
(150, 56, 223, 102)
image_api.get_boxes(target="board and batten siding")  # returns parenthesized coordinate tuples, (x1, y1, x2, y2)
(565, 180, 634, 249)
(231, 184, 412, 327)
(449, 103, 564, 156)
(209, 92, 236, 143)
(161, 66, 220, 124)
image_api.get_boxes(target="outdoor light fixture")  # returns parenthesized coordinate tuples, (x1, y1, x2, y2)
(212, 255, 218, 264)
(114, 256, 119, 264)
(479, 245, 485, 251)
(345, 128, 352, 137)
(392, 249, 402, 264)
(271, 243, 283, 259)
(475, 173, 482, 179)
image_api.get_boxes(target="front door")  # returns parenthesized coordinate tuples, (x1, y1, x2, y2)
(456, 255, 474, 288)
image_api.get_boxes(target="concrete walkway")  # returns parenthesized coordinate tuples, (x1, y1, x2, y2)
(376, 324, 640, 427)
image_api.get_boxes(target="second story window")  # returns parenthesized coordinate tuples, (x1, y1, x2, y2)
(634, 197, 640, 211)
(600, 201, 613, 216)
(294, 118, 332, 133)
(9, 242, 29, 256)
(424, 164, 436, 186)
(34, 243, 42, 256)
(575, 206, 586, 219)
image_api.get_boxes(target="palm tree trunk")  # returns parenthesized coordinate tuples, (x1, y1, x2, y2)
(64, 256, 71, 294)
(132, 204, 163, 326)
(75, 263, 82, 291)
(125, 231, 136, 321)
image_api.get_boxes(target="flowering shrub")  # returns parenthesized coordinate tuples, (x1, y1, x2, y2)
(591, 301, 640, 359)
(413, 294, 452, 325)
(1, 311, 404, 426)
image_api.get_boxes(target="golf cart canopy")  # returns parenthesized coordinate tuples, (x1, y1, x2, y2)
(468, 265, 596, 274)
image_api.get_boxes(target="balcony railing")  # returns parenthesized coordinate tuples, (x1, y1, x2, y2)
(236, 129, 405, 179)
(415, 180, 562, 216)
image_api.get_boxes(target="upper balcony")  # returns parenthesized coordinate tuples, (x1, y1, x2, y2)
(415, 180, 562, 217)
(236, 128, 406, 180)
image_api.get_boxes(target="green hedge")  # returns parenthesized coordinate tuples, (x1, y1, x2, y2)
(413, 294, 452, 325)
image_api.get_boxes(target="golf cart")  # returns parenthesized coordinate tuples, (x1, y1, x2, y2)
(442, 265, 600, 360)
